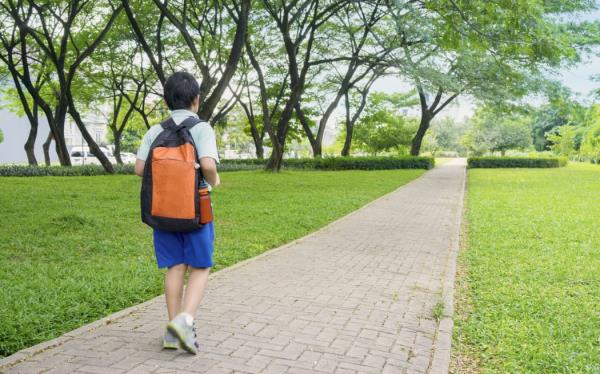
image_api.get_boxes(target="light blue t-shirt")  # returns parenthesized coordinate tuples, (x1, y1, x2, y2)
(136, 109, 220, 163)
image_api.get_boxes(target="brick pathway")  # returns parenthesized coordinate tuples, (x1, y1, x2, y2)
(1, 159, 466, 374)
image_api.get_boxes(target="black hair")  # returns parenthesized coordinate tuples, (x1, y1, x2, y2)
(163, 71, 200, 110)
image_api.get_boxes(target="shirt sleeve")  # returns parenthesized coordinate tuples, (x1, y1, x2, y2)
(195, 123, 220, 163)
(136, 129, 154, 161)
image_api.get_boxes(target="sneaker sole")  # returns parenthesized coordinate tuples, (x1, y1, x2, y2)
(166, 322, 198, 354)
(163, 340, 179, 350)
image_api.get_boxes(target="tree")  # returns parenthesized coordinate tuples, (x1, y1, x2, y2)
(352, 91, 419, 155)
(84, 14, 162, 164)
(424, 117, 469, 155)
(339, 71, 382, 156)
(0, 129, 3, 143)
(0, 9, 51, 165)
(121, 0, 250, 121)
(106, 111, 153, 154)
(294, 0, 394, 157)
(462, 107, 532, 156)
(580, 124, 600, 163)
(547, 125, 578, 157)
(388, 0, 599, 155)
(1, 1, 123, 171)
(530, 86, 586, 151)
(245, 0, 351, 171)
(578, 104, 600, 163)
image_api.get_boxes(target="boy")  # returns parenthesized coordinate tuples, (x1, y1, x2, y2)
(135, 71, 220, 354)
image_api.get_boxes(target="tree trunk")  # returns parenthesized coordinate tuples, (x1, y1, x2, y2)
(341, 123, 354, 157)
(255, 140, 264, 159)
(42, 132, 53, 166)
(294, 103, 321, 157)
(501, 150, 506, 156)
(67, 94, 114, 172)
(53, 127, 71, 166)
(410, 115, 431, 156)
(24, 121, 38, 165)
(265, 142, 284, 172)
(113, 135, 123, 164)
(312, 143, 322, 158)
(52, 104, 72, 166)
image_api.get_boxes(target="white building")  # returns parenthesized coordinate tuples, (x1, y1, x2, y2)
(64, 110, 110, 149)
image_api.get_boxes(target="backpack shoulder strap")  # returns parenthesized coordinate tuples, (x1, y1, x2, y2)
(178, 116, 208, 184)
(160, 117, 177, 130)
(179, 116, 202, 130)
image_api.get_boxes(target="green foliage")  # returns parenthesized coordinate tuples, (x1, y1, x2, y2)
(462, 107, 533, 156)
(467, 157, 567, 168)
(353, 91, 419, 155)
(579, 104, 600, 163)
(105, 112, 156, 153)
(423, 117, 469, 156)
(456, 164, 600, 372)
(547, 125, 578, 157)
(0, 169, 424, 356)
(580, 123, 600, 163)
(433, 300, 445, 322)
(0, 129, 3, 143)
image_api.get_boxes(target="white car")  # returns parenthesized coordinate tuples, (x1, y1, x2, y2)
(70, 146, 117, 166)
(120, 152, 137, 164)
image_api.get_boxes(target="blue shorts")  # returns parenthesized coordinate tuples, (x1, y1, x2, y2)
(153, 222, 215, 269)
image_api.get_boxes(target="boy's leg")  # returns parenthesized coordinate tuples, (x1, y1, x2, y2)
(181, 267, 211, 316)
(165, 264, 188, 320)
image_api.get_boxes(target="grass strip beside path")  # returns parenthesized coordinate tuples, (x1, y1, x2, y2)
(0, 169, 423, 357)
(454, 163, 600, 373)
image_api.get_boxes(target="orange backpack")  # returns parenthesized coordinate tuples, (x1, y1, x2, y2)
(141, 117, 212, 232)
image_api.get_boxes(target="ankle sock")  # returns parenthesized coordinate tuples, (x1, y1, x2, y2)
(181, 312, 194, 326)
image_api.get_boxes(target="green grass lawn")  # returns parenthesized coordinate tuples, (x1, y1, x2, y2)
(0, 169, 423, 357)
(454, 163, 600, 373)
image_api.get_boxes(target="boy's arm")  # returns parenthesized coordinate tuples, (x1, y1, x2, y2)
(135, 159, 145, 177)
(200, 157, 220, 187)
(135, 129, 153, 177)
(196, 123, 220, 187)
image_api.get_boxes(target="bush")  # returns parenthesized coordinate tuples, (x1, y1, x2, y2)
(0, 156, 434, 177)
(283, 156, 434, 170)
(467, 156, 567, 168)
(0, 164, 135, 177)
(221, 156, 434, 170)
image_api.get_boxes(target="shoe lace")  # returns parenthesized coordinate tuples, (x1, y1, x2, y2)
(192, 322, 199, 348)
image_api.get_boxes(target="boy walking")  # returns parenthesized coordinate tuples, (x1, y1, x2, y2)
(135, 71, 220, 354)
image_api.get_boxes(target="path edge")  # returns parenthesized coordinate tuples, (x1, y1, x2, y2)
(0, 167, 432, 369)
(428, 161, 467, 373)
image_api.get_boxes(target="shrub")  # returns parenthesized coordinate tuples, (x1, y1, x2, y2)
(282, 156, 434, 170)
(1, 156, 434, 177)
(0, 164, 135, 177)
(220, 156, 434, 170)
(467, 156, 567, 168)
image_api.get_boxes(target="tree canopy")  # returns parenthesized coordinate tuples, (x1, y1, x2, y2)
(0, 0, 599, 170)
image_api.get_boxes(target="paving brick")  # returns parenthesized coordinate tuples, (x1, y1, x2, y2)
(0, 161, 465, 374)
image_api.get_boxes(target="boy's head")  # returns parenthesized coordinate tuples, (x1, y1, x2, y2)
(164, 72, 201, 111)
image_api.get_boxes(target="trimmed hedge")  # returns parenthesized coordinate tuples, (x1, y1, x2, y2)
(467, 156, 567, 168)
(0, 164, 135, 177)
(0, 156, 434, 176)
(220, 156, 434, 170)
(281, 156, 434, 170)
